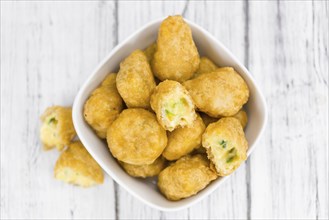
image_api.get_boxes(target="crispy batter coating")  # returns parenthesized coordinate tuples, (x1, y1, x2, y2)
(40, 106, 76, 151)
(158, 154, 217, 201)
(54, 141, 104, 187)
(200, 112, 219, 127)
(117, 50, 156, 108)
(232, 109, 248, 129)
(144, 42, 157, 63)
(84, 73, 123, 139)
(107, 109, 167, 165)
(183, 67, 249, 117)
(150, 80, 197, 131)
(101, 73, 117, 87)
(202, 117, 248, 176)
(120, 156, 167, 178)
(163, 114, 205, 160)
(193, 57, 218, 78)
(152, 15, 200, 82)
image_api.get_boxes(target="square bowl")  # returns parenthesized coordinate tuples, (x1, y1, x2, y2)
(72, 17, 268, 211)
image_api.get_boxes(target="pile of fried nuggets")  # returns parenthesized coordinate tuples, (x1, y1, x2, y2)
(40, 15, 250, 201)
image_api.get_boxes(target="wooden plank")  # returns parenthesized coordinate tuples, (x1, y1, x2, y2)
(0, 1, 117, 219)
(185, 1, 249, 220)
(247, 1, 328, 219)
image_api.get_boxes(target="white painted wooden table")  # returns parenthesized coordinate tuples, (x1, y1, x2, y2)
(1, 1, 328, 219)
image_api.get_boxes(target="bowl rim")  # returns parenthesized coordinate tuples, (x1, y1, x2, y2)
(72, 17, 268, 212)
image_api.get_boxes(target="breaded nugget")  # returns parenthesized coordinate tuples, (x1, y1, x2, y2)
(158, 154, 217, 201)
(232, 109, 248, 129)
(40, 106, 76, 151)
(150, 80, 197, 131)
(144, 42, 157, 63)
(101, 73, 117, 87)
(120, 156, 167, 178)
(54, 141, 104, 187)
(84, 74, 123, 139)
(163, 114, 205, 160)
(152, 15, 200, 82)
(200, 112, 219, 127)
(107, 109, 167, 165)
(183, 67, 249, 117)
(194, 57, 218, 78)
(202, 117, 248, 176)
(117, 50, 156, 108)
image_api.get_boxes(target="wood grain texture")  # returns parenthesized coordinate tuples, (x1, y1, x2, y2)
(1, 1, 328, 219)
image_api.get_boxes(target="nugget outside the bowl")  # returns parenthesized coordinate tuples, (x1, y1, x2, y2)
(152, 15, 200, 82)
(158, 154, 217, 201)
(107, 108, 167, 165)
(202, 117, 248, 176)
(120, 156, 167, 178)
(183, 67, 249, 117)
(163, 114, 205, 161)
(40, 106, 76, 151)
(193, 57, 218, 78)
(116, 50, 156, 109)
(150, 80, 197, 131)
(54, 141, 104, 187)
(84, 74, 123, 139)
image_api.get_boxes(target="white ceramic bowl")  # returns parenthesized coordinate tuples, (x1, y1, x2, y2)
(72, 17, 267, 211)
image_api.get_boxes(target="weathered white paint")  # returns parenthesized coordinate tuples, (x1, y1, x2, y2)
(1, 1, 328, 219)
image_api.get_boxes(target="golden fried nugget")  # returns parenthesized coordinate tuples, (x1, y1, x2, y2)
(202, 117, 248, 176)
(163, 114, 205, 160)
(101, 73, 117, 87)
(200, 112, 219, 127)
(194, 57, 218, 78)
(54, 141, 104, 187)
(183, 67, 249, 117)
(117, 50, 156, 108)
(40, 106, 76, 151)
(158, 154, 217, 201)
(84, 74, 123, 139)
(150, 80, 197, 131)
(152, 15, 200, 82)
(107, 109, 167, 165)
(232, 109, 248, 129)
(120, 156, 167, 178)
(144, 42, 157, 63)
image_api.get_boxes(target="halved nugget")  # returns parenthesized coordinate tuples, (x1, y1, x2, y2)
(107, 108, 167, 165)
(163, 114, 205, 160)
(120, 156, 167, 178)
(150, 80, 197, 131)
(193, 57, 218, 78)
(158, 154, 217, 201)
(116, 50, 156, 109)
(40, 106, 76, 151)
(202, 117, 248, 176)
(84, 74, 123, 139)
(54, 141, 104, 187)
(183, 67, 249, 117)
(152, 15, 200, 82)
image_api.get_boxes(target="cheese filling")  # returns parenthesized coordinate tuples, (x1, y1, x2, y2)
(162, 95, 193, 130)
